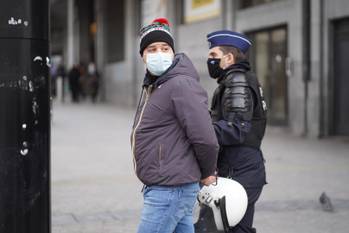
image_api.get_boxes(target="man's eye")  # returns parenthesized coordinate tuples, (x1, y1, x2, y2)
(162, 47, 169, 52)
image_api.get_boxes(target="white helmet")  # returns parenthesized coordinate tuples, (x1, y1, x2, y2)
(195, 177, 248, 232)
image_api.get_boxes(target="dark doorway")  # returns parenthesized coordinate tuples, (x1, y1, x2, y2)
(333, 18, 349, 136)
(247, 26, 288, 125)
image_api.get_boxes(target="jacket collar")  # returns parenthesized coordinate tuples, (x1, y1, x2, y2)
(217, 60, 251, 84)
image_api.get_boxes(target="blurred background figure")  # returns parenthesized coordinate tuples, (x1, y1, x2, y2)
(78, 63, 87, 101)
(50, 55, 67, 102)
(68, 64, 81, 103)
(56, 63, 67, 102)
(86, 62, 99, 103)
(78, 62, 100, 102)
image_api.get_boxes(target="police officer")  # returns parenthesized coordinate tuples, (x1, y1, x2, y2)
(205, 30, 267, 233)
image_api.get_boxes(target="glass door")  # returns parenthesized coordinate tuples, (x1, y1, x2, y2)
(248, 26, 288, 125)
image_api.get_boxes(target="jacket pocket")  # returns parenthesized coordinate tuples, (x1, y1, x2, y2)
(158, 143, 168, 174)
(158, 144, 163, 164)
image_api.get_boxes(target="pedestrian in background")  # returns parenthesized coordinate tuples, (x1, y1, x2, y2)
(78, 63, 88, 100)
(131, 18, 219, 233)
(86, 62, 99, 103)
(57, 64, 67, 102)
(68, 64, 81, 103)
(202, 30, 268, 233)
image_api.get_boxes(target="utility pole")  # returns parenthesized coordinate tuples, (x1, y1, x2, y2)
(0, 0, 51, 233)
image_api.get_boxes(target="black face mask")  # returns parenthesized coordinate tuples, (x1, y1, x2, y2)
(207, 58, 224, 79)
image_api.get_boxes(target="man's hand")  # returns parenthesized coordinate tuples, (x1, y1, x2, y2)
(201, 175, 217, 186)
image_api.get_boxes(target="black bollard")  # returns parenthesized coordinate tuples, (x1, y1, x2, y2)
(0, 0, 51, 233)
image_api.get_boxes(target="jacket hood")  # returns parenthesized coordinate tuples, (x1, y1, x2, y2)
(143, 53, 200, 87)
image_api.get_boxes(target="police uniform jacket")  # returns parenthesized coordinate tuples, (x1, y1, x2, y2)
(210, 61, 267, 188)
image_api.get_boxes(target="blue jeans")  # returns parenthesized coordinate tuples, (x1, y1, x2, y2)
(137, 182, 200, 233)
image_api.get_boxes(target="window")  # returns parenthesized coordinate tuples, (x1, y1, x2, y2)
(247, 26, 288, 125)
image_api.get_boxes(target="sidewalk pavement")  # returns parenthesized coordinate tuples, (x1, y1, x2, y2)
(51, 101, 349, 233)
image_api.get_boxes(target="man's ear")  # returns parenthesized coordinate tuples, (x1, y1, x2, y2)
(226, 53, 235, 66)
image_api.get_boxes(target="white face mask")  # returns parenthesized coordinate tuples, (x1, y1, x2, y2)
(146, 52, 173, 76)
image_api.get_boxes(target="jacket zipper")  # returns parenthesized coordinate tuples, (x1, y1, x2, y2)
(131, 86, 152, 171)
